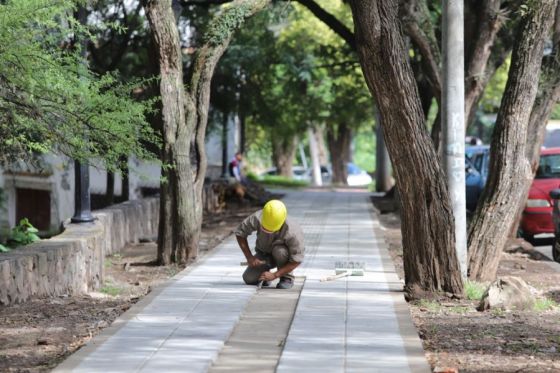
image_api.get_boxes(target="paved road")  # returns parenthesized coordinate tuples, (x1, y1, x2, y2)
(54, 190, 430, 373)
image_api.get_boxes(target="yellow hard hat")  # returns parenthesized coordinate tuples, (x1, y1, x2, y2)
(261, 200, 287, 232)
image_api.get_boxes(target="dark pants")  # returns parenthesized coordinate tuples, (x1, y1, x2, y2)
(242, 245, 294, 285)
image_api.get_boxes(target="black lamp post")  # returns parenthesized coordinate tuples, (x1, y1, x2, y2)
(71, 160, 94, 223)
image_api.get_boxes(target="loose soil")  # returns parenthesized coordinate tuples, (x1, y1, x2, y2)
(0, 201, 261, 373)
(372, 195, 560, 373)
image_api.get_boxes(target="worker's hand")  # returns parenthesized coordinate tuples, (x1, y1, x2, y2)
(259, 271, 277, 282)
(248, 256, 265, 268)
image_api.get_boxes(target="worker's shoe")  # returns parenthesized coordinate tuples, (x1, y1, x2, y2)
(276, 277, 293, 289)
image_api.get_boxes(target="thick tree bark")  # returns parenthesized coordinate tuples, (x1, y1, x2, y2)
(349, 1, 463, 298)
(272, 135, 297, 178)
(144, 0, 270, 265)
(526, 4, 560, 171)
(468, 1, 556, 281)
(509, 4, 560, 237)
(327, 123, 351, 185)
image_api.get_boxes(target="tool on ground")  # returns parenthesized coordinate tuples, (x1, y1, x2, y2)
(320, 261, 366, 282)
(257, 280, 264, 289)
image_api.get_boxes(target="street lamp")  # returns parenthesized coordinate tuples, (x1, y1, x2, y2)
(71, 160, 94, 223)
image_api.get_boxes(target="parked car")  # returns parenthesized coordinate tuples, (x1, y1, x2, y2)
(346, 163, 373, 186)
(465, 158, 483, 213)
(465, 145, 490, 214)
(521, 147, 560, 243)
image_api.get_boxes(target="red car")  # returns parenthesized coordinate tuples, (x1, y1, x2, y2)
(520, 147, 560, 240)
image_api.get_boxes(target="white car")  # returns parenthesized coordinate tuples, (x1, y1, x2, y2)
(346, 163, 373, 186)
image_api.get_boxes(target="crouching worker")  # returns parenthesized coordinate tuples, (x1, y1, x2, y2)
(234, 200, 304, 289)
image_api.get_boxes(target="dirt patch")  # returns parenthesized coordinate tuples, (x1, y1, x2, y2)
(0, 201, 260, 373)
(371, 195, 560, 373)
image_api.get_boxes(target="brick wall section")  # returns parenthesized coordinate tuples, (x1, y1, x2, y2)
(0, 198, 159, 306)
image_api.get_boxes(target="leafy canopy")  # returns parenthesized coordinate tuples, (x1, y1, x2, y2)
(0, 0, 158, 169)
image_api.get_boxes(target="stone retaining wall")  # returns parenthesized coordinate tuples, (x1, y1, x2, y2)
(0, 198, 159, 306)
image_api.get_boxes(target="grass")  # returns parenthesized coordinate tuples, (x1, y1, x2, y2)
(533, 297, 558, 312)
(104, 253, 123, 268)
(166, 265, 180, 277)
(447, 306, 470, 314)
(490, 307, 506, 317)
(465, 280, 486, 301)
(417, 299, 441, 312)
(100, 282, 123, 297)
(254, 175, 309, 188)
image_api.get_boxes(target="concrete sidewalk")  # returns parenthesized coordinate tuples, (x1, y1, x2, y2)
(55, 190, 430, 373)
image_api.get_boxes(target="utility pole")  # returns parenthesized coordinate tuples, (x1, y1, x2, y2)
(443, 0, 467, 278)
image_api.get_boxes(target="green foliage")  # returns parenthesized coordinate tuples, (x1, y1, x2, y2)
(0, 0, 159, 170)
(353, 126, 376, 173)
(417, 299, 441, 312)
(205, 2, 255, 46)
(6, 218, 40, 248)
(551, 104, 560, 120)
(464, 280, 486, 301)
(447, 305, 470, 314)
(480, 57, 511, 114)
(0, 244, 9, 253)
(214, 1, 372, 168)
(254, 175, 309, 188)
(100, 281, 122, 296)
(533, 297, 558, 312)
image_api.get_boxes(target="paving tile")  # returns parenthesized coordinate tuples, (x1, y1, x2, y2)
(55, 190, 429, 373)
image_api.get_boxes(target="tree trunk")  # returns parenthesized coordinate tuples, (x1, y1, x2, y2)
(308, 126, 322, 186)
(239, 110, 246, 154)
(106, 171, 115, 206)
(349, 1, 463, 298)
(375, 108, 392, 192)
(526, 3, 560, 171)
(221, 111, 229, 177)
(272, 135, 297, 178)
(314, 124, 328, 166)
(510, 4, 560, 238)
(468, 1, 556, 281)
(144, 0, 270, 265)
(327, 123, 351, 185)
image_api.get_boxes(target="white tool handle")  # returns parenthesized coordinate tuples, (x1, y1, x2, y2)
(320, 271, 351, 282)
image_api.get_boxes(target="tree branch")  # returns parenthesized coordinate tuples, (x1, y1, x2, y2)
(187, 0, 272, 191)
(400, 0, 441, 102)
(180, 0, 357, 50)
(295, 0, 355, 50)
(464, 0, 505, 128)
